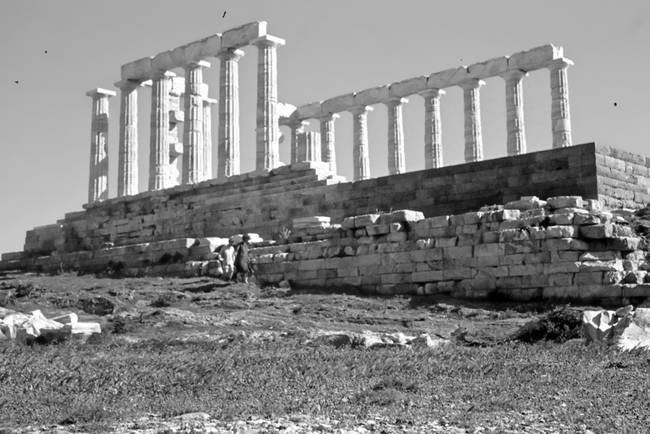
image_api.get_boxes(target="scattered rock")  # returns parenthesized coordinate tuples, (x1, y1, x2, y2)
(582, 306, 650, 350)
(78, 295, 115, 315)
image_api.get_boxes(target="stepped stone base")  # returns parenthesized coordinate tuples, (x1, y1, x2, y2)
(3, 143, 650, 304)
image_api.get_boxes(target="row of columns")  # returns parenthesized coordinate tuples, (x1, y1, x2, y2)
(87, 35, 285, 203)
(285, 60, 573, 182)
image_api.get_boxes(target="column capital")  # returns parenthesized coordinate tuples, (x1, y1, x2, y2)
(288, 117, 310, 129)
(315, 112, 341, 121)
(113, 79, 145, 90)
(459, 79, 485, 90)
(86, 87, 116, 98)
(203, 97, 218, 106)
(348, 105, 374, 115)
(418, 88, 446, 98)
(216, 48, 245, 62)
(547, 57, 574, 70)
(183, 60, 211, 69)
(384, 97, 408, 107)
(500, 69, 528, 81)
(251, 34, 286, 48)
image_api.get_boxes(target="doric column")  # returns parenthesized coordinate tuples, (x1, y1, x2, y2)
(149, 71, 174, 191)
(202, 97, 217, 180)
(217, 49, 244, 178)
(297, 132, 321, 162)
(182, 61, 210, 184)
(86, 88, 116, 203)
(419, 88, 445, 169)
(168, 77, 184, 187)
(115, 80, 139, 197)
(252, 35, 285, 171)
(288, 118, 309, 164)
(501, 69, 527, 156)
(460, 79, 485, 163)
(385, 97, 408, 175)
(548, 58, 573, 149)
(349, 105, 373, 181)
(317, 113, 340, 173)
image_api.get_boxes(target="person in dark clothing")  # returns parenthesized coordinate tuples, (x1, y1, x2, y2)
(235, 234, 251, 283)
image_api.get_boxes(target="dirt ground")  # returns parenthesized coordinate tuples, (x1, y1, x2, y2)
(1, 271, 647, 433)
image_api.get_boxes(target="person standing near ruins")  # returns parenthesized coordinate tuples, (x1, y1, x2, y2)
(235, 234, 251, 283)
(219, 240, 236, 281)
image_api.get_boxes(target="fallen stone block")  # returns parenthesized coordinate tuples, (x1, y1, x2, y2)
(377, 210, 424, 225)
(579, 224, 614, 239)
(547, 196, 584, 210)
(504, 196, 546, 211)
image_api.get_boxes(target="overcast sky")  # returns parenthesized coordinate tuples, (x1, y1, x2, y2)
(1, 0, 649, 253)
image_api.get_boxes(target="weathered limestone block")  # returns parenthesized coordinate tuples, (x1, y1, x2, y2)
(579, 224, 614, 239)
(377, 210, 425, 225)
(545, 225, 576, 238)
(547, 196, 583, 210)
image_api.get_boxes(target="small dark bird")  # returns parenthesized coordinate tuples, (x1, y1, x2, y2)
(222, 11, 226, 18)
(614, 102, 618, 107)
(44, 50, 48, 54)
(14, 80, 19, 84)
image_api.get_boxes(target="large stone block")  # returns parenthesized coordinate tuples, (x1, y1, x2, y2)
(221, 21, 267, 48)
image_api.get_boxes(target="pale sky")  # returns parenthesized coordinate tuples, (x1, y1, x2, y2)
(1, 0, 649, 254)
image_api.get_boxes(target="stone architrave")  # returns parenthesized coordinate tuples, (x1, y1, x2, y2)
(149, 71, 175, 191)
(349, 105, 373, 181)
(460, 79, 485, 162)
(288, 118, 309, 164)
(217, 48, 244, 178)
(419, 88, 445, 169)
(86, 88, 116, 203)
(115, 80, 139, 197)
(385, 97, 408, 175)
(202, 97, 217, 180)
(548, 58, 573, 148)
(252, 35, 285, 171)
(182, 61, 209, 184)
(501, 69, 527, 156)
(317, 113, 340, 173)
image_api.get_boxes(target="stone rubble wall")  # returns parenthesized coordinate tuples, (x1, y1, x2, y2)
(595, 145, 650, 209)
(252, 196, 650, 304)
(9, 144, 650, 279)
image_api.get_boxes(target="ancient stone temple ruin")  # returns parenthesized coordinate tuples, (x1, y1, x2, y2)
(2, 21, 650, 305)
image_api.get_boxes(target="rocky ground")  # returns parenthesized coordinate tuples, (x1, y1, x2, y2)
(0, 271, 648, 433)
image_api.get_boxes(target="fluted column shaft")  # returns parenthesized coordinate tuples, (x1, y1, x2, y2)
(502, 70, 527, 155)
(253, 36, 285, 171)
(419, 88, 444, 169)
(385, 97, 407, 175)
(116, 81, 139, 196)
(149, 71, 173, 190)
(461, 79, 485, 162)
(217, 49, 244, 178)
(549, 58, 573, 148)
(86, 88, 115, 203)
(289, 119, 308, 164)
(202, 97, 217, 180)
(318, 113, 340, 173)
(297, 131, 321, 162)
(182, 61, 209, 184)
(350, 106, 373, 181)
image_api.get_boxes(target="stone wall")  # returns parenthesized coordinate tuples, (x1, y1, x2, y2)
(596, 145, 650, 209)
(252, 197, 650, 304)
(13, 143, 650, 263)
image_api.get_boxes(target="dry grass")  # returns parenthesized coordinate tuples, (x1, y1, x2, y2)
(1, 336, 649, 432)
